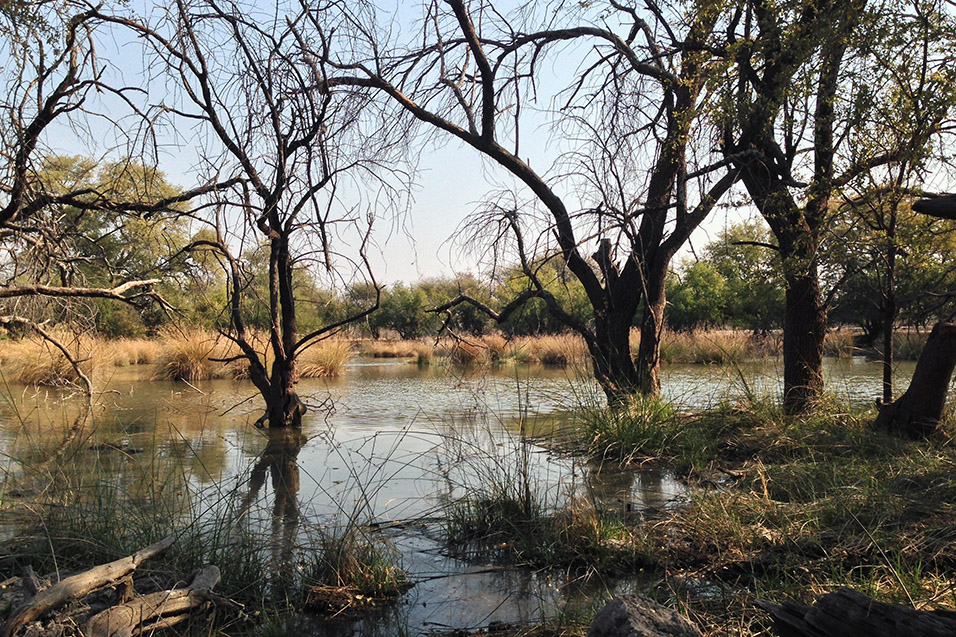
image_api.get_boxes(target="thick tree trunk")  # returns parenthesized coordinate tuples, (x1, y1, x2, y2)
(882, 219, 898, 404)
(782, 269, 826, 415)
(635, 275, 666, 397)
(256, 386, 306, 429)
(874, 322, 956, 438)
(591, 309, 641, 406)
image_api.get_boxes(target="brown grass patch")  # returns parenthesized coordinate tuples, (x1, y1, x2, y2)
(297, 340, 353, 378)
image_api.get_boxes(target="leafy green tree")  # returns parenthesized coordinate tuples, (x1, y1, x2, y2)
(418, 275, 494, 336)
(370, 283, 436, 339)
(495, 261, 592, 336)
(705, 222, 785, 334)
(15, 155, 194, 337)
(718, 0, 956, 413)
(666, 262, 727, 331)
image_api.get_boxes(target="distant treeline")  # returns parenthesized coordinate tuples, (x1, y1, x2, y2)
(80, 216, 956, 343)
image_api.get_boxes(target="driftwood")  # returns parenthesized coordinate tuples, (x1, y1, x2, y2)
(85, 566, 222, 637)
(0, 536, 233, 637)
(873, 321, 956, 437)
(757, 587, 956, 637)
(1, 536, 176, 637)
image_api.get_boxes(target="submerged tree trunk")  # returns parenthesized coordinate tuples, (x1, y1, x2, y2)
(782, 267, 827, 414)
(874, 322, 956, 438)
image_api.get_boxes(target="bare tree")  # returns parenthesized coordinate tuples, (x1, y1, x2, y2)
(324, 0, 736, 405)
(96, 0, 407, 427)
(0, 4, 237, 401)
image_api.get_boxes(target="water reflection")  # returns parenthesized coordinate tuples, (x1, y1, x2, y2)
(0, 357, 920, 635)
(238, 428, 307, 578)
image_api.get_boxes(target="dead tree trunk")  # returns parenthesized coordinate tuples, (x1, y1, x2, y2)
(873, 322, 956, 438)
(758, 587, 956, 637)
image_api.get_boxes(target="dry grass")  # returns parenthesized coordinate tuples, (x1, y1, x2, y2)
(660, 329, 777, 364)
(297, 340, 353, 378)
(358, 339, 435, 363)
(1, 334, 111, 387)
(823, 327, 856, 358)
(509, 333, 589, 367)
(154, 329, 228, 381)
(448, 338, 486, 366)
(110, 338, 162, 367)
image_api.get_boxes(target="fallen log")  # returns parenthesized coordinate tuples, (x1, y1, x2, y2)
(757, 587, 956, 637)
(1, 535, 176, 637)
(85, 566, 221, 637)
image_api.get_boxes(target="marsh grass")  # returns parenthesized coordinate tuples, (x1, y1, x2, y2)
(4, 335, 107, 387)
(305, 526, 408, 613)
(0, 419, 410, 629)
(110, 338, 161, 366)
(510, 334, 589, 367)
(660, 330, 777, 364)
(154, 328, 227, 381)
(640, 398, 956, 633)
(445, 490, 653, 574)
(297, 339, 353, 378)
(358, 339, 434, 361)
(823, 327, 857, 357)
(441, 405, 653, 574)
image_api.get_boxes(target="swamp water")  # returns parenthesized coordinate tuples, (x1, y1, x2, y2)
(0, 357, 914, 635)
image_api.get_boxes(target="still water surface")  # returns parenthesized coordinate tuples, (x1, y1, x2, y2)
(0, 357, 913, 634)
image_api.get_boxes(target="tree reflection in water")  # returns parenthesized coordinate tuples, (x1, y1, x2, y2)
(238, 427, 307, 583)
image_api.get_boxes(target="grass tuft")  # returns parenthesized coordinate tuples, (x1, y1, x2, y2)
(297, 339, 353, 378)
(306, 526, 408, 610)
(155, 329, 223, 381)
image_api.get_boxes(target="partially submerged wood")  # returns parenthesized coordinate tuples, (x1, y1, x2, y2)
(873, 321, 956, 437)
(757, 587, 956, 637)
(0, 536, 234, 637)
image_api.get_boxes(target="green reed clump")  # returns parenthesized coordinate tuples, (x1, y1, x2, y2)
(583, 396, 678, 464)
(443, 425, 653, 572)
(307, 526, 408, 600)
(444, 492, 653, 573)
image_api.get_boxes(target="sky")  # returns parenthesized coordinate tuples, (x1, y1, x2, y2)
(32, 0, 952, 289)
